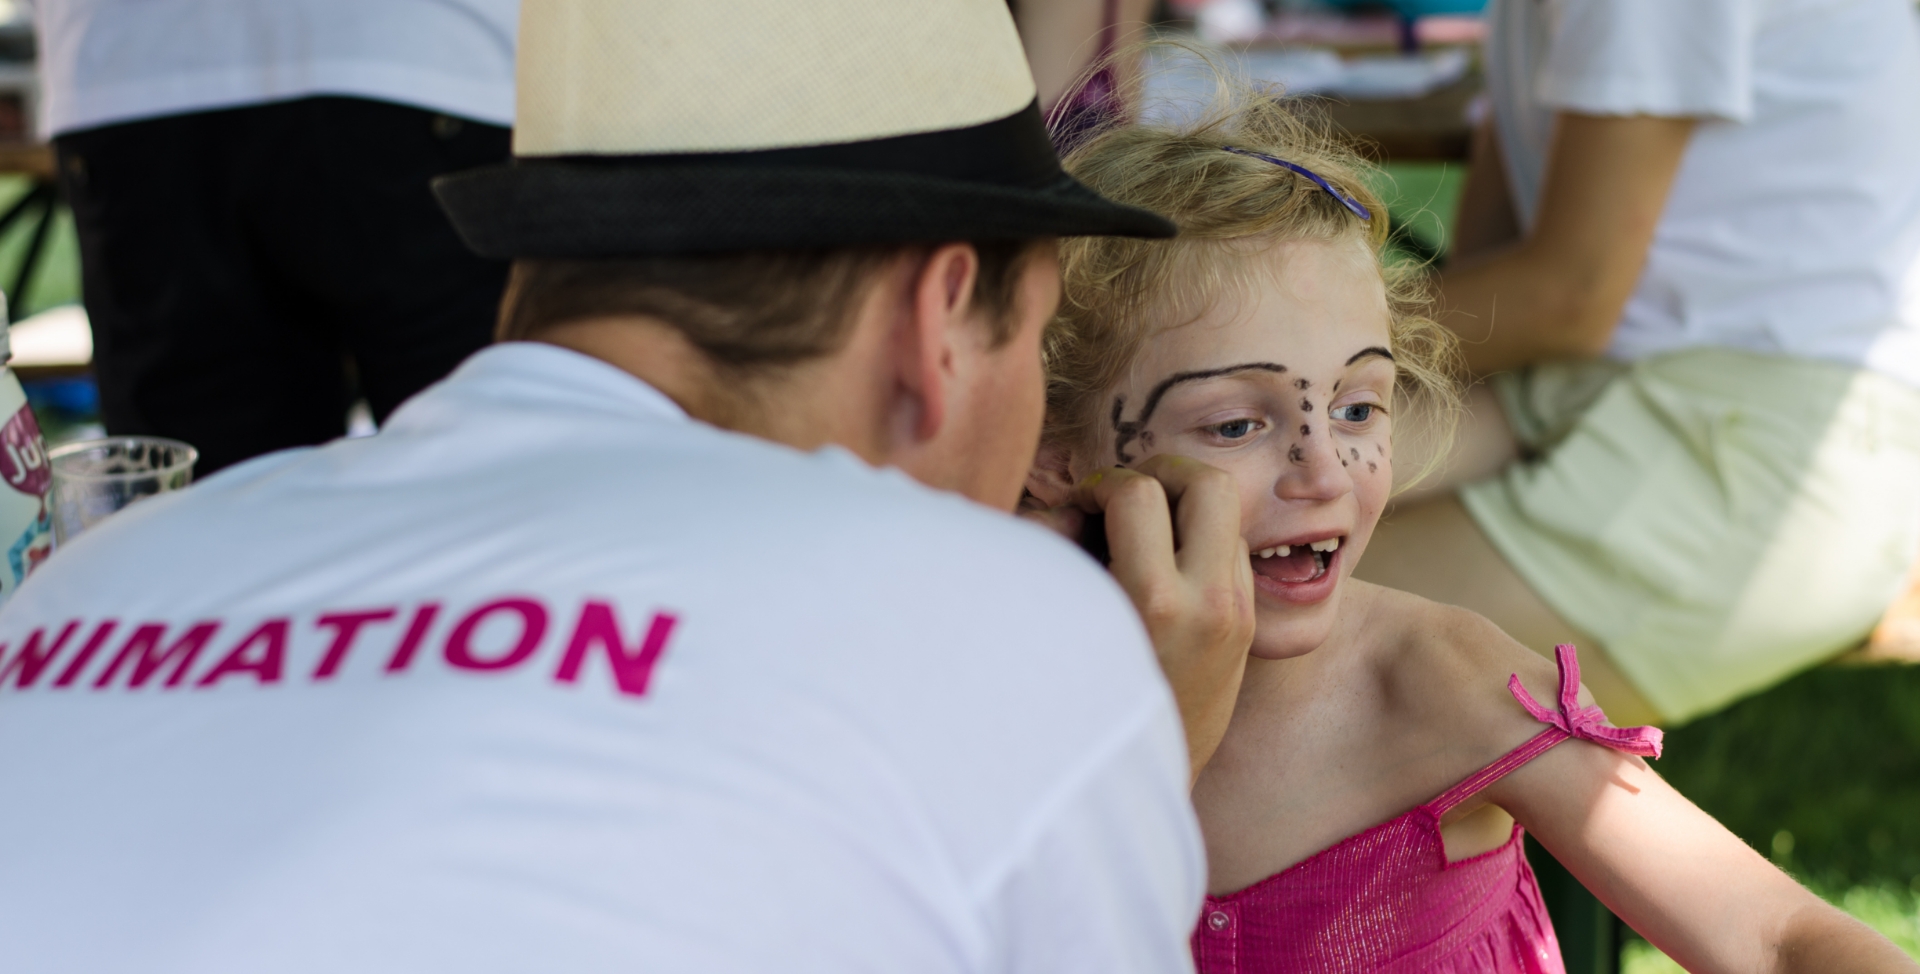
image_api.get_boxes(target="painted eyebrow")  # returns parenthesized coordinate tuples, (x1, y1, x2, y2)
(1121, 362, 1290, 432)
(1345, 346, 1394, 366)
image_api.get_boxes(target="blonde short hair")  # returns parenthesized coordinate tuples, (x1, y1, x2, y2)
(1043, 56, 1460, 485)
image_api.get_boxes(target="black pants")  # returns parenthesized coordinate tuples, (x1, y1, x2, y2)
(57, 96, 511, 476)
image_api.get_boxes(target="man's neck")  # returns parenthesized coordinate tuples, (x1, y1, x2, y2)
(533, 318, 885, 461)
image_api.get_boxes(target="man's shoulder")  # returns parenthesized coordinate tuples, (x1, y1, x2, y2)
(704, 450, 1154, 675)
(4, 341, 1157, 721)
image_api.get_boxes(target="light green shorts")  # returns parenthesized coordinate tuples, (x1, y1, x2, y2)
(1459, 349, 1920, 723)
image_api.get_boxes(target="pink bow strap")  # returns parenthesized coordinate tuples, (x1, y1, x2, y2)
(1507, 644, 1663, 759)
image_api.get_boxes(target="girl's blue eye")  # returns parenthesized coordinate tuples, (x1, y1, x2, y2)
(1210, 419, 1259, 440)
(1331, 403, 1376, 423)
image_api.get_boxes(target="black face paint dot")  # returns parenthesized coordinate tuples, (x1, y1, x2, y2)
(1333, 380, 1343, 393)
(1351, 448, 1360, 461)
(1300, 424, 1311, 436)
(1377, 444, 1386, 456)
(1300, 399, 1314, 412)
(1341, 459, 1349, 467)
(1288, 445, 1305, 462)
(1368, 461, 1378, 473)
(1294, 377, 1310, 390)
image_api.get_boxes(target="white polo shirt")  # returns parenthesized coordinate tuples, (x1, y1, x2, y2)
(1485, 0, 1920, 389)
(0, 343, 1204, 974)
(25, 0, 519, 137)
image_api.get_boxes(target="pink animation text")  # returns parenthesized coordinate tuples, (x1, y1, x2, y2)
(0, 597, 679, 698)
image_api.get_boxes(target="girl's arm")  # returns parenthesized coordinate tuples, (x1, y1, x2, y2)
(1490, 736, 1918, 974)
(1433, 112, 1694, 376)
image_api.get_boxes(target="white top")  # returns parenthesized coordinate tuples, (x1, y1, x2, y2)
(25, 0, 518, 137)
(1484, 0, 1920, 388)
(0, 344, 1203, 974)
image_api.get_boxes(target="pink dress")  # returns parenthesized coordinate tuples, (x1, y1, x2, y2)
(1191, 645, 1663, 974)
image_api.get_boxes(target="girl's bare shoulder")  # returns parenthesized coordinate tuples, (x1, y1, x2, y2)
(1344, 581, 1573, 753)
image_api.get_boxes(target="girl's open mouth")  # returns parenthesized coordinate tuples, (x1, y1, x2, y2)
(1250, 536, 1343, 604)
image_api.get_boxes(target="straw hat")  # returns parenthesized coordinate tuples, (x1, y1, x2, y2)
(434, 0, 1174, 258)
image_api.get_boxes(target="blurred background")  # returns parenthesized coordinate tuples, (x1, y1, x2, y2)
(0, 1, 1913, 969)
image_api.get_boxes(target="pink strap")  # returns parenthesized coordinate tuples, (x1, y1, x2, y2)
(1425, 645, 1663, 817)
(1513, 645, 1664, 758)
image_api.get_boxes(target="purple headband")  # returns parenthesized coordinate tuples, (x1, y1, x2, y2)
(1221, 146, 1372, 221)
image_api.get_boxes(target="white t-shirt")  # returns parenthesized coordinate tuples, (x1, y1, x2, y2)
(1484, 0, 1920, 388)
(0, 343, 1203, 974)
(25, 0, 518, 137)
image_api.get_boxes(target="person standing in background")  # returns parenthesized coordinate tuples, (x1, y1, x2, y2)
(26, 0, 517, 475)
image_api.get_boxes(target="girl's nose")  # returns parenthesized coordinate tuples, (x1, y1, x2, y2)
(1275, 430, 1350, 503)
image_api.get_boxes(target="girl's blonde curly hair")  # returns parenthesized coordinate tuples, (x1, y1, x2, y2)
(1045, 50, 1460, 488)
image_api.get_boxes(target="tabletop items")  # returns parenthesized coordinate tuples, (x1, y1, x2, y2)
(1186, 0, 1486, 48)
(1143, 1, 1485, 161)
(1140, 44, 1470, 111)
(0, 293, 194, 600)
(46, 435, 195, 544)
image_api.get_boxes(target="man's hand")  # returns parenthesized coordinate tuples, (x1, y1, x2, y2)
(1072, 457, 1255, 786)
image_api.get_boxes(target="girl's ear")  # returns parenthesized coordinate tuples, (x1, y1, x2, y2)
(1025, 439, 1077, 507)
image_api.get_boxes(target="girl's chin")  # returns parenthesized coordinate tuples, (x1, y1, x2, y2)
(1247, 612, 1337, 660)
(1248, 566, 1346, 653)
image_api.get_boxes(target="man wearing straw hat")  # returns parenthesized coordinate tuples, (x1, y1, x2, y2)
(0, 1, 1256, 971)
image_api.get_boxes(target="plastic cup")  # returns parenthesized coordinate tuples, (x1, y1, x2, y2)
(49, 436, 197, 544)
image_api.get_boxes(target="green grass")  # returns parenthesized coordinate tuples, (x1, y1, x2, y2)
(0, 177, 92, 443)
(1623, 662, 1920, 970)
(0, 175, 81, 319)
(1624, 883, 1920, 972)
(1622, 938, 1690, 974)
(1370, 161, 1467, 263)
(1658, 663, 1920, 891)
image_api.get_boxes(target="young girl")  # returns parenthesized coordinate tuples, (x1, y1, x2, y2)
(1025, 82, 1919, 973)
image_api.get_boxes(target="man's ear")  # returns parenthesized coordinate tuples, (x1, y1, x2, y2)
(1025, 438, 1077, 507)
(894, 243, 981, 443)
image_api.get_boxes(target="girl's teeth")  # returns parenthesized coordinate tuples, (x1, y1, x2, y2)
(1256, 542, 1359, 558)
(1254, 540, 1345, 558)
